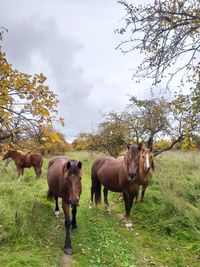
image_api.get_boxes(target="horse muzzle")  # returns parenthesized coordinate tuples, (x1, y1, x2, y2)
(69, 199, 79, 207)
(128, 172, 137, 181)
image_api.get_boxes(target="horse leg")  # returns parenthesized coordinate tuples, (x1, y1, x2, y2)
(62, 199, 72, 255)
(140, 184, 148, 202)
(71, 206, 77, 231)
(34, 167, 40, 179)
(91, 168, 101, 205)
(54, 196, 60, 217)
(16, 166, 21, 177)
(38, 167, 42, 178)
(123, 192, 134, 221)
(90, 185, 94, 206)
(21, 167, 24, 176)
(103, 187, 109, 207)
(135, 189, 139, 204)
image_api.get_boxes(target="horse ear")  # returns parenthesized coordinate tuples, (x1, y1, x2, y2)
(63, 161, 71, 175)
(67, 161, 71, 169)
(138, 143, 143, 151)
(77, 161, 82, 169)
(127, 144, 131, 150)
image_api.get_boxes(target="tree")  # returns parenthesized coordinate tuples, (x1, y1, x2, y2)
(13, 126, 71, 155)
(102, 95, 200, 156)
(73, 115, 131, 157)
(96, 117, 131, 157)
(0, 30, 64, 143)
(109, 97, 171, 149)
(116, 0, 200, 87)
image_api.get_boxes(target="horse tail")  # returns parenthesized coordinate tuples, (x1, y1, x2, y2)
(47, 189, 54, 201)
(91, 165, 101, 205)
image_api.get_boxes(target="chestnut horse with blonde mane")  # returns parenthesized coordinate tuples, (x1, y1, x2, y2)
(135, 147, 154, 203)
(91, 144, 154, 221)
(2, 150, 43, 178)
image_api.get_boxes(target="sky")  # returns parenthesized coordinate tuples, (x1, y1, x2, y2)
(0, 0, 163, 141)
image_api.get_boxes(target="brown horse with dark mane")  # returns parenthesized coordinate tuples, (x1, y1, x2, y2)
(2, 150, 43, 178)
(47, 156, 82, 255)
(90, 144, 154, 222)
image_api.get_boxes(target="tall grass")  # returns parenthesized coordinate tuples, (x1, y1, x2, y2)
(0, 151, 200, 266)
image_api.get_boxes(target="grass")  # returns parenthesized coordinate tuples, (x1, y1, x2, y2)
(0, 150, 200, 266)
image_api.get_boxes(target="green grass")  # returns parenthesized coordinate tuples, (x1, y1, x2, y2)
(0, 151, 200, 266)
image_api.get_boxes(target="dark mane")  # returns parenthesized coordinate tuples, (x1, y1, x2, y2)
(68, 160, 80, 175)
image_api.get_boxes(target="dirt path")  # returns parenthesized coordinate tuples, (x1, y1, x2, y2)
(60, 254, 75, 267)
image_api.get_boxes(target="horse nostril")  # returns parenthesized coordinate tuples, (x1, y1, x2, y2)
(129, 173, 137, 180)
(69, 199, 78, 206)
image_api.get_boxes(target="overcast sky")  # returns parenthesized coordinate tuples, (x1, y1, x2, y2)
(1, 0, 161, 141)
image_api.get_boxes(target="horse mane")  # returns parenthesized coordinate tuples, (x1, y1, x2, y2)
(67, 160, 81, 176)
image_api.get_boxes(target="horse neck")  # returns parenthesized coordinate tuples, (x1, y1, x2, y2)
(10, 151, 18, 160)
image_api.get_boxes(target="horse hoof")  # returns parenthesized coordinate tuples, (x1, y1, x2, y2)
(125, 222, 133, 229)
(64, 248, 73, 255)
(89, 201, 93, 208)
(71, 227, 77, 233)
(55, 211, 60, 218)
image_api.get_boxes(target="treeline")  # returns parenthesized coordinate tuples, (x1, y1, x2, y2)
(72, 95, 200, 158)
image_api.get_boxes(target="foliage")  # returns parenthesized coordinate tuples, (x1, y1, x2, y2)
(111, 97, 170, 148)
(37, 126, 71, 155)
(80, 95, 196, 156)
(180, 136, 197, 150)
(11, 126, 71, 155)
(117, 0, 200, 87)
(73, 115, 131, 157)
(0, 30, 64, 143)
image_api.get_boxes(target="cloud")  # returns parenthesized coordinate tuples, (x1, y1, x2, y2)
(0, 0, 149, 140)
(1, 12, 95, 138)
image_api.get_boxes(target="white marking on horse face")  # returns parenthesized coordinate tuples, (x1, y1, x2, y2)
(146, 154, 150, 169)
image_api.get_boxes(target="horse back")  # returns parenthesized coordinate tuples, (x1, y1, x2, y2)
(92, 156, 123, 192)
(25, 152, 43, 168)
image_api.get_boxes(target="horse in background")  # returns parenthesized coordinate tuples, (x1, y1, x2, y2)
(135, 147, 154, 203)
(90, 143, 143, 221)
(2, 150, 43, 178)
(47, 156, 82, 255)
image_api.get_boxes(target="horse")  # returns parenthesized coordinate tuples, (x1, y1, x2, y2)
(90, 143, 144, 221)
(135, 147, 154, 203)
(2, 150, 43, 178)
(47, 156, 82, 255)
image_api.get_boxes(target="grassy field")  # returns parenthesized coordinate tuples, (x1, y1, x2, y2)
(0, 150, 200, 267)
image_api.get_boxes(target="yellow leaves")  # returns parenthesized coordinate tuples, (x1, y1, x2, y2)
(181, 136, 197, 151)
(41, 108, 50, 117)
(0, 50, 60, 130)
(59, 117, 65, 127)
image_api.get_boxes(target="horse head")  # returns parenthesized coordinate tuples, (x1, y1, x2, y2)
(2, 149, 14, 160)
(139, 147, 154, 174)
(62, 160, 82, 207)
(124, 143, 143, 181)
